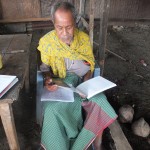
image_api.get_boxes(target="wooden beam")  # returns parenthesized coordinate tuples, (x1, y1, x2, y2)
(93, 41, 127, 61)
(77, 0, 87, 30)
(79, 0, 86, 16)
(89, 0, 95, 47)
(0, 17, 51, 24)
(109, 120, 133, 150)
(80, 17, 89, 30)
(98, 0, 110, 76)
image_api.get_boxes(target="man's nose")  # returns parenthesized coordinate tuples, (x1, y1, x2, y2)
(62, 28, 67, 36)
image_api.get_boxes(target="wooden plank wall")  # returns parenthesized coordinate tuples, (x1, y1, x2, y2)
(0, 0, 150, 22)
(40, 0, 150, 22)
(40, 0, 73, 17)
(0, 0, 41, 19)
(75, 0, 150, 19)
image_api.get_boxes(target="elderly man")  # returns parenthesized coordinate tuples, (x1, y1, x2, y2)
(38, 2, 117, 150)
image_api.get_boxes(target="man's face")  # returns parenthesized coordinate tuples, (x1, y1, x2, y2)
(54, 9, 75, 45)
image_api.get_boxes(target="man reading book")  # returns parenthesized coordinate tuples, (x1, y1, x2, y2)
(38, 2, 117, 150)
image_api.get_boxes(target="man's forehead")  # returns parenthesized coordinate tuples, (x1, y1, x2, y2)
(54, 9, 74, 22)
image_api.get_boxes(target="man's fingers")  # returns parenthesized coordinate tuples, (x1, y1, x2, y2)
(46, 85, 58, 91)
(49, 85, 58, 91)
(79, 93, 87, 98)
(45, 79, 52, 85)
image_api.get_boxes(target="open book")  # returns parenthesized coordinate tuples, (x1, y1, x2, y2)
(0, 75, 18, 98)
(41, 76, 116, 102)
(41, 86, 74, 102)
(75, 76, 116, 99)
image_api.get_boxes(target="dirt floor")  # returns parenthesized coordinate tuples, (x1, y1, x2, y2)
(104, 25, 150, 150)
(0, 25, 150, 150)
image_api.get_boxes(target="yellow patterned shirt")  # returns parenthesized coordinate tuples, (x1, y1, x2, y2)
(37, 28, 95, 78)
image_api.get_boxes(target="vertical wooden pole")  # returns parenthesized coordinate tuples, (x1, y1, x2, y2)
(98, 0, 110, 76)
(25, 34, 32, 92)
(89, 0, 95, 48)
(25, 62, 30, 92)
(79, 0, 86, 16)
(0, 103, 20, 150)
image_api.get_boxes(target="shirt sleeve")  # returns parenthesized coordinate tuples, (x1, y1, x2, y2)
(40, 52, 51, 66)
(37, 37, 51, 66)
(40, 62, 50, 72)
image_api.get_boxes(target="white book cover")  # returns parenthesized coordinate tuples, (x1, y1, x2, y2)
(0, 77, 18, 98)
(41, 86, 74, 102)
(0, 75, 17, 93)
(76, 76, 117, 99)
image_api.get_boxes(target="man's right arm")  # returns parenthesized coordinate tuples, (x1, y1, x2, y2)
(40, 63, 51, 81)
(40, 63, 58, 91)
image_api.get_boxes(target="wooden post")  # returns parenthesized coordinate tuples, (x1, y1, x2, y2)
(79, 0, 86, 16)
(89, 0, 95, 47)
(24, 46, 30, 92)
(25, 34, 32, 92)
(0, 103, 20, 150)
(98, 0, 110, 75)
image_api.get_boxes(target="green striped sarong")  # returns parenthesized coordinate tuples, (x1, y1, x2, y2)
(41, 73, 117, 150)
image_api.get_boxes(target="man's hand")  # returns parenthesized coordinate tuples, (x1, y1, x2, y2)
(45, 77, 58, 91)
(78, 93, 87, 99)
(83, 70, 92, 82)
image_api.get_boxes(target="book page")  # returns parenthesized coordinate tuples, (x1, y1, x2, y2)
(41, 86, 74, 102)
(76, 76, 116, 99)
(0, 75, 17, 93)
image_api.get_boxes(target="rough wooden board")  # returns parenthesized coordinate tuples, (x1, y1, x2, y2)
(0, 35, 14, 50)
(7, 34, 32, 50)
(0, 34, 32, 150)
(0, 34, 32, 101)
(109, 120, 133, 150)
(1, 0, 41, 19)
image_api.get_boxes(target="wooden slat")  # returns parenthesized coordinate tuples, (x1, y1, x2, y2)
(0, 17, 51, 24)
